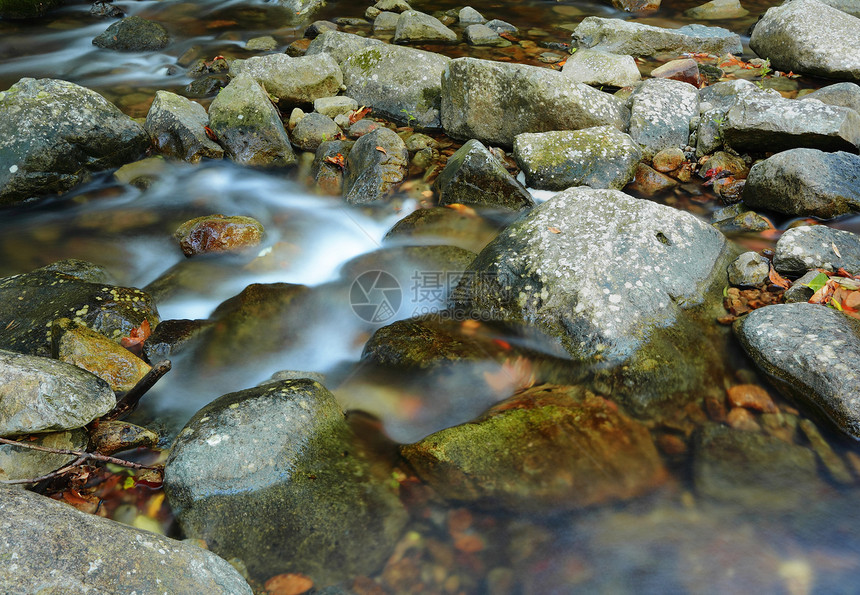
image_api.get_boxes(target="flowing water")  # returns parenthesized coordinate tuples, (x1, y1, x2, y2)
(2, 0, 860, 592)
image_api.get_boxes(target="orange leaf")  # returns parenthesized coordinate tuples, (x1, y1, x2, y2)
(204, 125, 218, 142)
(348, 106, 371, 124)
(264, 573, 314, 595)
(499, 31, 518, 41)
(121, 319, 151, 355)
(375, 146, 387, 154)
(323, 153, 345, 169)
(444, 203, 477, 217)
(768, 267, 791, 290)
(547, 226, 561, 234)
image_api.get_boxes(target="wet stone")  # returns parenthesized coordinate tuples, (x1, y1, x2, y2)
(684, 0, 748, 19)
(228, 53, 343, 109)
(311, 139, 354, 195)
(245, 35, 277, 51)
(343, 127, 408, 204)
(727, 251, 770, 287)
(401, 384, 667, 511)
(142, 318, 207, 361)
(561, 48, 641, 89)
(290, 112, 340, 152)
(174, 214, 264, 257)
(464, 24, 509, 47)
(726, 384, 778, 413)
(383, 206, 500, 254)
(627, 162, 678, 196)
(713, 210, 772, 233)
(628, 78, 699, 160)
(144, 90, 224, 163)
(394, 10, 457, 43)
(89, 420, 159, 456)
(113, 156, 168, 189)
(92, 16, 169, 51)
(783, 270, 819, 304)
(734, 302, 860, 439)
(459, 6, 484, 23)
(773, 225, 860, 276)
(650, 58, 701, 87)
(314, 96, 358, 118)
(0, 429, 88, 486)
(373, 11, 399, 32)
(652, 147, 687, 172)
(800, 82, 860, 115)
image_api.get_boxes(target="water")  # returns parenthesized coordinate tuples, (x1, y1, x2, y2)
(2, 0, 860, 592)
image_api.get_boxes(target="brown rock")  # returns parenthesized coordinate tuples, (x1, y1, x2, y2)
(174, 214, 264, 257)
(726, 407, 762, 432)
(627, 163, 678, 196)
(726, 384, 778, 413)
(652, 147, 687, 172)
(650, 59, 701, 87)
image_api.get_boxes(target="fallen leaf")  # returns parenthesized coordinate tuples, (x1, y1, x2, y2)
(348, 106, 372, 124)
(375, 146, 387, 154)
(323, 153, 345, 170)
(499, 31, 518, 41)
(831, 242, 842, 258)
(547, 226, 562, 234)
(204, 125, 218, 142)
(444, 203, 477, 217)
(768, 267, 791, 290)
(120, 319, 151, 355)
(264, 573, 314, 595)
(809, 279, 837, 305)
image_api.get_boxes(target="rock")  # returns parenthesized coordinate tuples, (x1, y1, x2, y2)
(314, 96, 358, 118)
(142, 318, 207, 361)
(384, 206, 500, 253)
(799, 418, 854, 484)
(459, 6, 485, 23)
(89, 1, 125, 18)
(783, 270, 819, 303)
(0, 260, 159, 358)
(696, 80, 774, 156)
(749, 0, 860, 83)
(228, 53, 343, 109)
(773, 225, 860, 276)
(245, 35, 277, 51)
(814, 0, 860, 16)
(208, 75, 296, 167)
(304, 19, 337, 38)
(336, 41, 450, 130)
(628, 78, 699, 160)
(727, 251, 770, 287)
(88, 420, 158, 455)
(343, 127, 408, 204)
(463, 24, 509, 47)
(404, 132, 437, 152)
(699, 150, 748, 178)
(0, 488, 252, 594)
(684, 0, 748, 20)
(723, 93, 860, 154)
(435, 139, 534, 211)
(373, 11, 399, 32)
(374, 0, 411, 12)
(441, 57, 629, 147)
(561, 48, 641, 88)
(735, 302, 860, 438)
(651, 58, 701, 86)
(742, 149, 860, 219)
(627, 163, 678, 196)
(92, 16, 169, 51)
(394, 10, 457, 43)
(0, 78, 149, 206)
(53, 317, 150, 394)
(305, 30, 385, 65)
(693, 423, 826, 509)
(652, 147, 687, 172)
(401, 384, 667, 511)
(348, 118, 381, 138)
(800, 82, 860, 114)
(0, 429, 88, 486)
(144, 90, 224, 163)
(164, 379, 408, 584)
(611, 0, 660, 12)
(310, 139, 353, 195)
(570, 17, 742, 57)
(514, 126, 641, 191)
(277, 0, 325, 15)
(0, 0, 61, 18)
(484, 19, 516, 35)
(174, 214, 265, 256)
(0, 350, 115, 437)
(113, 156, 168, 189)
(290, 112, 340, 151)
(453, 187, 736, 415)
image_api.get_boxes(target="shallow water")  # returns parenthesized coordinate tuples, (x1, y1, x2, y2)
(3, 0, 860, 592)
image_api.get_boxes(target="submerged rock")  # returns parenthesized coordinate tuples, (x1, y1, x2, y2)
(561, 48, 641, 88)
(749, 0, 860, 83)
(435, 139, 534, 211)
(773, 225, 860, 276)
(310, 139, 354, 195)
(228, 53, 343, 108)
(401, 384, 667, 511)
(464, 24, 510, 47)
(92, 16, 169, 51)
(513, 126, 641, 190)
(0, 488, 252, 594)
(0, 349, 115, 437)
(441, 57, 629, 146)
(570, 17, 742, 57)
(0, 78, 149, 206)
(742, 149, 860, 219)
(684, 0, 748, 20)
(174, 214, 265, 256)
(343, 127, 408, 204)
(144, 90, 224, 162)
(383, 206, 501, 253)
(208, 75, 296, 167)
(164, 379, 408, 585)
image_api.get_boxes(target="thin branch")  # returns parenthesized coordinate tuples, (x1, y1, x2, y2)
(0, 455, 87, 485)
(0, 437, 158, 472)
(105, 359, 171, 421)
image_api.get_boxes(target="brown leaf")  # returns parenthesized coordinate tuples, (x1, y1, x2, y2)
(375, 146, 387, 154)
(348, 106, 371, 124)
(809, 279, 837, 305)
(547, 226, 561, 234)
(323, 153, 345, 170)
(264, 573, 314, 595)
(768, 267, 791, 290)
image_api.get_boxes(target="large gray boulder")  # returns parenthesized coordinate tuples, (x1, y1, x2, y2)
(570, 17, 742, 57)
(0, 78, 149, 206)
(773, 225, 860, 276)
(801, 82, 860, 114)
(441, 57, 629, 146)
(452, 187, 737, 415)
(92, 16, 169, 51)
(228, 53, 343, 108)
(735, 303, 860, 438)
(722, 93, 860, 154)
(0, 350, 115, 437)
(628, 78, 699, 160)
(208, 75, 296, 167)
(343, 127, 408, 204)
(742, 149, 860, 219)
(144, 90, 224, 162)
(305, 30, 385, 65)
(749, 0, 860, 83)
(0, 488, 252, 594)
(561, 48, 641, 88)
(435, 139, 534, 210)
(164, 379, 408, 585)
(338, 43, 450, 129)
(696, 80, 774, 157)
(513, 126, 641, 190)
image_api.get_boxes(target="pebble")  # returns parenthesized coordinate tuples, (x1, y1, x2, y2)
(726, 407, 762, 431)
(726, 384, 778, 413)
(652, 147, 687, 172)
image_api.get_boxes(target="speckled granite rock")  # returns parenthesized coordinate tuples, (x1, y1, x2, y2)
(773, 225, 860, 276)
(561, 48, 641, 88)
(228, 53, 343, 108)
(628, 78, 699, 160)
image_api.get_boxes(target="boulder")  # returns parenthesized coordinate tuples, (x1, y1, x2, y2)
(773, 225, 860, 276)
(228, 53, 343, 108)
(696, 80, 774, 156)
(570, 17, 742, 57)
(393, 10, 457, 43)
(463, 24, 509, 47)
(144, 90, 224, 162)
(92, 16, 169, 51)
(305, 30, 385, 65)
(459, 6, 485, 23)
(513, 126, 641, 190)
(562, 48, 641, 88)
(734, 303, 860, 438)
(164, 379, 408, 584)
(726, 251, 770, 287)
(0, 429, 87, 485)
(684, 0, 748, 19)
(289, 112, 340, 151)
(313, 95, 358, 118)
(208, 75, 296, 167)
(310, 139, 354, 195)
(0, 260, 159, 358)
(401, 384, 667, 511)
(435, 139, 534, 210)
(722, 93, 860, 154)
(452, 187, 737, 415)
(174, 214, 265, 256)
(343, 127, 408, 204)
(749, 0, 860, 83)
(742, 149, 860, 219)
(628, 77, 699, 160)
(0, 349, 115, 437)
(0, 488, 252, 594)
(441, 57, 629, 146)
(383, 206, 500, 253)
(0, 78, 149, 206)
(801, 82, 860, 114)
(373, 11, 399, 32)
